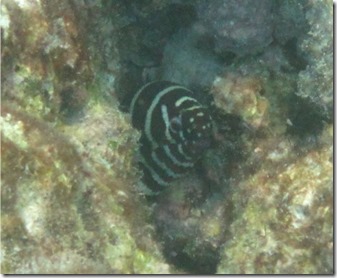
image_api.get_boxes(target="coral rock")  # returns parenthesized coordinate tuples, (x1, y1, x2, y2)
(196, 0, 274, 56)
(217, 127, 333, 274)
(211, 73, 269, 129)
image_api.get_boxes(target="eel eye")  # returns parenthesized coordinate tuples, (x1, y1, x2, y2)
(169, 116, 182, 134)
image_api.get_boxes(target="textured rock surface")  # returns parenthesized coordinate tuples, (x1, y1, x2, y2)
(217, 126, 333, 274)
(296, 0, 333, 118)
(211, 73, 269, 129)
(196, 0, 274, 56)
(1, 0, 170, 274)
(273, 0, 308, 45)
(1, 102, 172, 274)
(159, 29, 223, 91)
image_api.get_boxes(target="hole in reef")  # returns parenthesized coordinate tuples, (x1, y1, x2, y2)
(286, 93, 326, 140)
(111, 2, 244, 274)
(282, 38, 307, 71)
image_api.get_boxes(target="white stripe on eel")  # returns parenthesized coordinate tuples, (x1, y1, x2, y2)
(163, 144, 194, 168)
(177, 144, 193, 161)
(161, 104, 173, 142)
(140, 155, 169, 187)
(151, 151, 181, 179)
(175, 96, 198, 107)
(145, 85, 186, 144)
(130, 81, 157, 116)
(185, 105, 203, 111)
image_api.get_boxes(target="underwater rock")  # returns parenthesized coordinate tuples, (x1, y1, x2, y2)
(286, 93, 327, 141)
(1, 1, 175, 274)
(195, 0, 274, 57)
(1, 104, 171, 274)
(159, 29, 223, 91)
(273, 0, 308, 45)
(152, 174, 232, 274)
(1, 0, 94, 122)
(115, 1, 196, 68)
(296, 0, 333, 119)
(59, 85, 89, 123)
(216, 126, 333, 274)
(211, 73, 269, 130)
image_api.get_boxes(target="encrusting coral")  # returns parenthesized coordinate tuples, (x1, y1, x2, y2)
(296, 0, 333, 119)
(1, 0, 171, 274)
(216, 126, 333, 274)
(1, 102, 172, 274)
(211, 73, 269, 129)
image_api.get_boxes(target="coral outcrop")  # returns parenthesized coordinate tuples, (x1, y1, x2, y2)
(1, 0, 169, 274)
(196, 0, 274, 57)
(296, 0, 333, 118)
(211, 73, 269, 129)
(1, 102, 171, 274)
(217, 126, 333, 274)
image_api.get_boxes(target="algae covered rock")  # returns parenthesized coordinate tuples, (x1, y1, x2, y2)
(273, 0, 308, 45)
(151, 174, 233, 274)
(1, 103, 171, 274)
(1, 0, 172, 273)
(159, 29, 223, 91)
(196, 0, 274, 56)
(1, 0, 95, 122)
(296, 0, 333, 118)
(216, 126, 333, 274)
(211, 73, 269, 129)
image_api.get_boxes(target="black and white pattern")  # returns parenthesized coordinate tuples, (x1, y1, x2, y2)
(130, 81, 212, 194)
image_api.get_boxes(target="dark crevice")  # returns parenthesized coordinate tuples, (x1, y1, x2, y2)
(286, 93, 326, 139)
(282, 38, 308, 71)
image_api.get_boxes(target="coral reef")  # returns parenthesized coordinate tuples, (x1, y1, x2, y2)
(216, 126, 333, 274)
(296, 0, 333, 118)
(1, 103, 171, 274)
(151, 173, 233, 274)
(195, 0, 274, 57)
(1, 0, 333, 274)
(159, 29, 223, 91)
(1, 0, 94, 123)
(211, 73, 269, 129)
(1, 0, 170, 274)
(273, 0, 308, 45)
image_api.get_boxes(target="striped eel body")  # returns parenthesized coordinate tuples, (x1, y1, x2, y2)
(130, 81, 212, 195)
